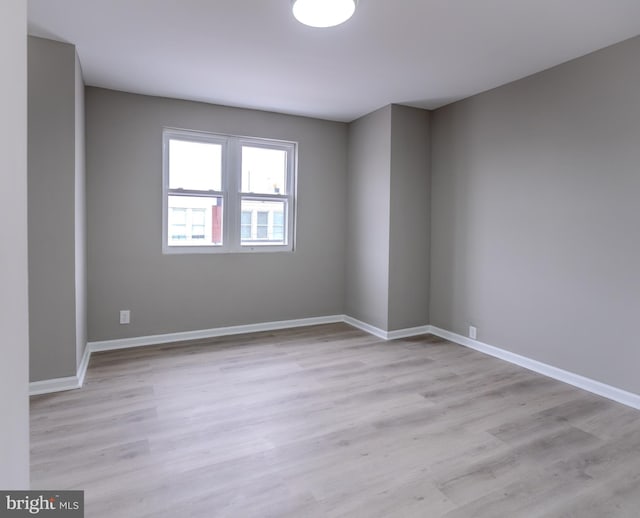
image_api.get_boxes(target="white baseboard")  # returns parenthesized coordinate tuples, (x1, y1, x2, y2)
(343, 316, 429, 340)
(30, 345, 92, 396)
(30, 316, 640, 411)
(388, 325, 431, 340)
(342, 316, 388, 339)
(30, 315, 427, 395)
(87, 315, 344, 352)
(30, 315, 345, 396)
(76, 344, 91, 387)
(29, 375, 81, 396)
(428, 326, 640, 411)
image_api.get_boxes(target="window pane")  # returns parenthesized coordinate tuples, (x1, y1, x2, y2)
(241, 146, 286, 194)
(191, 211, 205, 239)
(169, 139, 222, 191)
(168, 195, 223, 246)
(273, 211, 284, 241)
(170, 208, 187, 240)
(171, 225, 186, 240)
(241, 211, 252, 239)
(256, 211, 268, 239)
(171, 207, 186, 223)
(191, 209, 205, 225)
(241, 199, 286, 246)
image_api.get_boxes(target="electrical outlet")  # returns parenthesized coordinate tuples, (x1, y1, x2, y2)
(119, 310, 131, 325)
(469, 325, 477, 340)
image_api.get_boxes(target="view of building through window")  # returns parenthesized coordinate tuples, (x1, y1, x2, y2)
(164, 130, 295, 252)
(240, 201, 285, 242)
(239, 145, 288, 244)
(168, 197, 222, 244)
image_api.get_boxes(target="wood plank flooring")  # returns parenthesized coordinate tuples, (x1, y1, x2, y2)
(30, 323, 640, 517)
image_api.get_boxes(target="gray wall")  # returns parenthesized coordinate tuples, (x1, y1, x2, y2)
(0, 0, 30, 488)
(28, 37, 86, 381)
(430, 35, 640, 394)
(85, 88, 347, 341)
(346, 106, 392, 330)
(346, 105, 431, 332)
(388, 105, 430, 331)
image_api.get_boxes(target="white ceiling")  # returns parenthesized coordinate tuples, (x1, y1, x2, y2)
(28, 0, 640, 122)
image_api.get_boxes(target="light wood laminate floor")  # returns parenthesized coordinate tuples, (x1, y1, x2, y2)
(31, 324, 640, 517)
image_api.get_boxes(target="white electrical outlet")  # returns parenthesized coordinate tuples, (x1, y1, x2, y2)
(119, 310, 131, 325)
(469, 325, 477, 340)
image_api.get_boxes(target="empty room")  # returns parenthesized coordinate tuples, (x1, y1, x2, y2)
(2, 0, 640, 516)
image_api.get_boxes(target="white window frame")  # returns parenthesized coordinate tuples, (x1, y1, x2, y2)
(162, 128, 297, 254)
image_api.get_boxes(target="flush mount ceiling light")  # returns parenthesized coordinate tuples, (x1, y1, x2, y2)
(292, 0, 358, 28)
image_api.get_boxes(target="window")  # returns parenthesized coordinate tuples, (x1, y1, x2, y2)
(163, 129, 296, 253)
